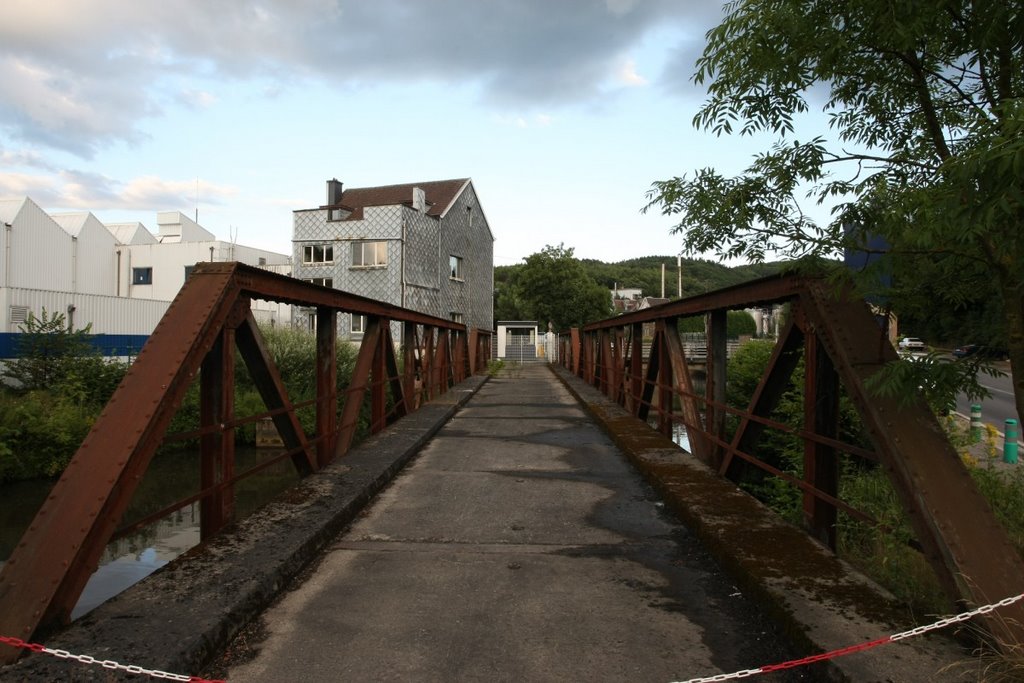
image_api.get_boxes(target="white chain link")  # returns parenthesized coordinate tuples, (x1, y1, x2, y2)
(40, 645, 197, 681)
(675, 592, 1024, 683)
(890, 593, 1024, 641)
(681, 668, 765, 682)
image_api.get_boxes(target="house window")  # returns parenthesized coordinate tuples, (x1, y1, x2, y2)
(303, 245, 334, 264)
(351, 313, 366, 335)
(351, 241, 387, 267)
(304, 278, 333, 288)
(449, 255, 464, 280)
(450, 312, 464, 324)
(329, 208, 347, 221)
(133, 267, 153, 285)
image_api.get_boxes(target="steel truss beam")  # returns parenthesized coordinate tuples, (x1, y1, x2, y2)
(560, 273, 1024, 648)
(0, 262, 491, 653)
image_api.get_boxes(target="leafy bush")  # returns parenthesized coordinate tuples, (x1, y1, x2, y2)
(725, 338, 951, 614)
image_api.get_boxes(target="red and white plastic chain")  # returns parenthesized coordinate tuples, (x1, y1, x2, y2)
(673, 592, 1024, 683)
(0, 635, 225, 683)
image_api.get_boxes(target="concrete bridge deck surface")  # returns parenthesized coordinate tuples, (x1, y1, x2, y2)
(1, 364, 977, 681)
(226, 363, 807, 682)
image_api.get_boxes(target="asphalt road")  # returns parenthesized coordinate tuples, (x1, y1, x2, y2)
(953, 360, 1021, 438)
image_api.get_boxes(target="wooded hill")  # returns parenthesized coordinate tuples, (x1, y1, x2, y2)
(578, 256, 783, 300)
(494, 255, 783, 304)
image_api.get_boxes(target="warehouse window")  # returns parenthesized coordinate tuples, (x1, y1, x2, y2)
(133, 267, 153, 285)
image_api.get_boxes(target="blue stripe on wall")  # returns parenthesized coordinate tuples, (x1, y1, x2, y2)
(0, 333, 149, 359)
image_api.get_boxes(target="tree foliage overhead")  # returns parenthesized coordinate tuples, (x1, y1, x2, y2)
(645, 0, 1024, 419)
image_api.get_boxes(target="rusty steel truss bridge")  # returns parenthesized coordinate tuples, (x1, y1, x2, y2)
(1, 262, 1023, 662)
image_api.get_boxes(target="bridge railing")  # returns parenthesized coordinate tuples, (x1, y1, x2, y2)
(0, 262, 491, 651)
(559, 272, 1024, 650)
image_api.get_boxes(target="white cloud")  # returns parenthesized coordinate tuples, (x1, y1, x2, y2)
(616, 58, 648, 86)
(0, 166, 236, 211)
(0, 0, 712, 156)
(178, 89, 217, 109)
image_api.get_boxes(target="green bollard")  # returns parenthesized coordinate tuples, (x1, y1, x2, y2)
(1004, 419, 1019, 464)
(970, 404, 982, 443)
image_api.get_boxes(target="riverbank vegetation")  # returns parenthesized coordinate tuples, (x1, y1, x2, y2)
(727, 340, 1024, 618)
(0, 313, 359, 483)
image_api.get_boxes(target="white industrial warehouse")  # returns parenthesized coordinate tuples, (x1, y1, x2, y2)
(0, 197, 291, 357)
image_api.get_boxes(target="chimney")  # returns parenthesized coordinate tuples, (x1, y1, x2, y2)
(326, 178, 343, 205)
(412, 187, 426, 212)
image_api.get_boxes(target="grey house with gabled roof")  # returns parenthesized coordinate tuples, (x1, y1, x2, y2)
(292, 178, 494, 339)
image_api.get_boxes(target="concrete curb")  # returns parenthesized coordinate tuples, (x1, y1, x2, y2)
(2, 375, 488, 681)
(551, 365, 978, 682)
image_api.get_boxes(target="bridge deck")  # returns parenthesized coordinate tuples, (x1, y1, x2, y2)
(3, 365, 975, 681)
(226, 364, 799, 681)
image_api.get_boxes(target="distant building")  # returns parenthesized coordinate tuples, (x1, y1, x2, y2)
(0, 197, 291, 357)
(292, 178, 494, 340)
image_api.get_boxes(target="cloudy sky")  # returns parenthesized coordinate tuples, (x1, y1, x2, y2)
(0, 0, 797, 265)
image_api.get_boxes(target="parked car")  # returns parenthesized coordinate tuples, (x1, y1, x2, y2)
(952, 343, 980, 358)
(952, 344, 1009, 360)
(898, 337, 925, 351)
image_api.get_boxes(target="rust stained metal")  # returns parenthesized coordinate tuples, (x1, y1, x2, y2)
(706, 310, 728, 468)
(0, 265, 243, 644)
(802, 326, 839, 550)
(800, 280, 1024, 645)
(562, 272, 1024, 649)
(236, 312, 315, 475)
(661, 321, 708, 462)
(719, 316, 805, 478)
(200, 328, 236, 540)
(316, 308, 338, 469)
(0, 262, 491, 653)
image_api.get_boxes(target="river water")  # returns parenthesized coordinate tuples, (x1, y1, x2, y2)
(0, 447, 299, 619)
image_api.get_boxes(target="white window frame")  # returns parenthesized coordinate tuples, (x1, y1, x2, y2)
(450, 312, 464, 325)
(449, 255, 464, 281)
(350, 313, 366, 335)
(303, 244, 334, 264)
(304, 277, 333, 288)
(351, 241, 388, 268)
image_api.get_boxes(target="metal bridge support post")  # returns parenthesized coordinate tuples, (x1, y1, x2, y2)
(570, 327, 581, 376)
(612, 327, 626, 405)
(316, 307, 337, 468)
(803, 330, 839, 549)
(335, 317, 382, 458)
(370, 320, 389, 433)
(598, 329, 613, 395)
(629, 323, 643, 416)
(403, 322, 418, 412)
(433, 329, 451, 394)
(662, 321, 708, 461)
(422, 327, 435, 401)
(200, 329, 236, 541)
(659, 323, 675, 436)
(468, 328, 479, 375)
(706, 310, 728, 468)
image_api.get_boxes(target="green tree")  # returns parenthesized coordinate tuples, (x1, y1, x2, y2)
(645, 0, 1024, 419)
(508, 244, 611, 330)
(2, 309, 99, 390)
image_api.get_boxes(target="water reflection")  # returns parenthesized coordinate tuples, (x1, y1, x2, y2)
(0, 447, 300, 619)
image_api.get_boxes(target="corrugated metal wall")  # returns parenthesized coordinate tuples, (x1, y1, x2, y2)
(1, 287, 169, 335)
(8, 199, 75, 292)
